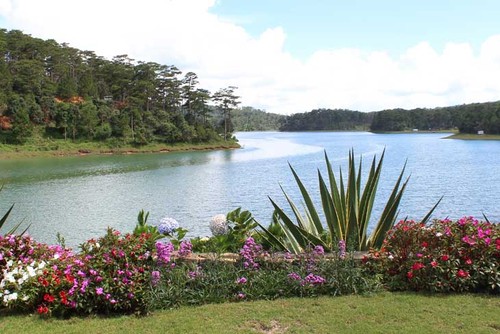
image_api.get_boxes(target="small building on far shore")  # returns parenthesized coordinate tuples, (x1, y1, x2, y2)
(478, 130, 485, 135)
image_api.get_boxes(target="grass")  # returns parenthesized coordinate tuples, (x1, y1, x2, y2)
(1, 293, 499, 333)
(444, 133, 500, 140)
(0, 138, 240, 159)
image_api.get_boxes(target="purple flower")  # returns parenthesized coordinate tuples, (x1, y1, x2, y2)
(96, 287, 104, 295)
(240, 237, 263, 270)
(157, 217, 179, 235)
(237, 293, 246, 299)
(156, 241, 174, 266)
(178, 240, 193, 257)
(338, 240, 346, 259)
(151, 270, 161, 286)
(80, 279, 89, 293)
(313, 245, 325, 256)
(236, 277, 248, 284)
(288, 272, 301, 281)
(304, 273, 326, 285)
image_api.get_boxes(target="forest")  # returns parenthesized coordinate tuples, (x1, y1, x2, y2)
(0, 29, 239, 145)
(231, 107, 285, 131)
(279, 109, 373, 131)
(370, 102, 500, 133)
(278, 102, 500, 134)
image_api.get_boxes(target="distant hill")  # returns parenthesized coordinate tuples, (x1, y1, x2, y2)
(274, 102, 500, 134)
(279, 108, 374, 131)
(370, 101, 500, 134)
(231, 107, 286, 131)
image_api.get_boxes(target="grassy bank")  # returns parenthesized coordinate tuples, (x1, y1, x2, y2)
(370, 129, 456, 134)
(444, 133, 500, 140)
(1, 293, 498, 333)
(0, 139, 240, 159)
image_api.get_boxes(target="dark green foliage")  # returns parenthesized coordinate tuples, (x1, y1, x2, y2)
(280, 108, 374, 131)
(148, 250, 378, 310)
(370, 102, 500, 134)
(0, 29, 235, 146)
(275, 102, 499, 135)
(231, 107, 286, 131)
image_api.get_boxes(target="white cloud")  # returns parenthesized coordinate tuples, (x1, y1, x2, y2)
(1, 0, 500, 114)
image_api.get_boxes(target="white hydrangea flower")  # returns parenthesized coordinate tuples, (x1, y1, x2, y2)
(209, 214, 229, 236)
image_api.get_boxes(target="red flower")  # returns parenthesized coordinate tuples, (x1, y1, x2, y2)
(59, 291, 68, 305)
(421, 241, 428, 248)
(412, 262, 425, 271)
(43, 294, 55, 303)
(430, 261, 438, 268)
(65, 274, 75, 284)
(457, 269, 469, 278)
(37, 305, 49, 314)
(441, 255, 449, 261)
(406, 271, 414, 279)
(465, 258, 473, 265)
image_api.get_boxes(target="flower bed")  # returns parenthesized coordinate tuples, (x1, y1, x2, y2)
(0, 231, 374, 317)
(364, 217, 500, 293)
(1, 216, 498, 318)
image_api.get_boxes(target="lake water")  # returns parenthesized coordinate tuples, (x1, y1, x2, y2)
(0, 132, 498, 248)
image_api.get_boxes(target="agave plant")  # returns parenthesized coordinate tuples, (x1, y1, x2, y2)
(0, 185, 29, 235)
(257, 149, 441, 253)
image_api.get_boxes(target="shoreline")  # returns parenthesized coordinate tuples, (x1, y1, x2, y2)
(443, 133, 500, 140)
(0, 141, 241, 160)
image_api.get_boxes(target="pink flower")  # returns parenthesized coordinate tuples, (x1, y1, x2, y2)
(441, 255, 449, 261)
(461, 235, 476, 246)
(236, 277, 247, 284)
(430, 261, 438, 268)
(406, 271, 414, 279)
(457, 269, 469, 278)
(412, 262, 425, 271)
(96, 287, 104, 295)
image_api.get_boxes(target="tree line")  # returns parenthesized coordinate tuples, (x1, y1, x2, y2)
(370, 102, 500, 133)
(279, 109, 373, 131)
(0, 29, 240, 145)
(277, 102, 500, 134)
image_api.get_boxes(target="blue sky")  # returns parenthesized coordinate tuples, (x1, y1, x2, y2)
(1, 0, 500, 114)
(210, 0, 500, 59)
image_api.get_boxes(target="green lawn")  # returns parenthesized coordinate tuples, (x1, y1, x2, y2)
(1, 293, 498, 333)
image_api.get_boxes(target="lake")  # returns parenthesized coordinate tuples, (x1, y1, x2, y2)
(0, 131, 498, 248)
